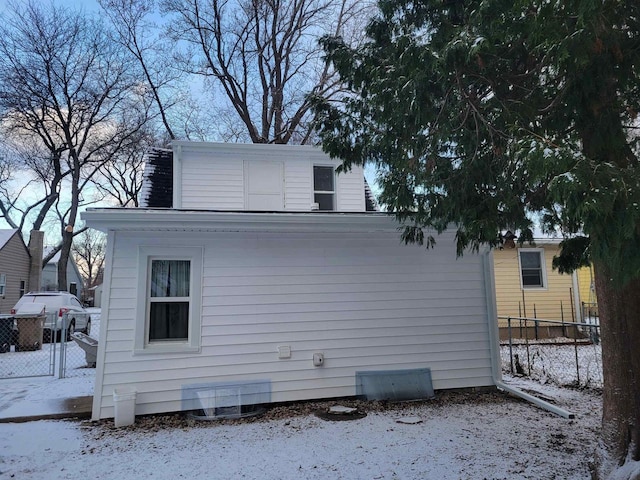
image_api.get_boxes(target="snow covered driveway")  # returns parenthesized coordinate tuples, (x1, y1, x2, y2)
(0, 383, 601, 480)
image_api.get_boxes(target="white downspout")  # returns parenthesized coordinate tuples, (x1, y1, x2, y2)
(572, 271, 582, 323)
(482, 251, 575, 419)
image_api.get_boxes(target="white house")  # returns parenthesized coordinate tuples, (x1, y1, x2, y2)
(82, 142, 505, 421)
(41, 248, 84, 296)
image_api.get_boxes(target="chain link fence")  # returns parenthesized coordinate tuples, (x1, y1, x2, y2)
(0, 310, 100, 380)
(500, 316, 603, 389)
(0, 314, 56, 378)
(58, 312, 99, 379)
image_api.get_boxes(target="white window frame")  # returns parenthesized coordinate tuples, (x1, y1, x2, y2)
(0, 274, 5, 296)
(518, 248, 547, 290)
(135, 246, 203, 354)
(313, 165, 336, 211)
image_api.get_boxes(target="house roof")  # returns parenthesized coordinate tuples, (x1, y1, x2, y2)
(85, 208, 397, 233)
(0, 229, 19, 250)
(43, 247, 62, 265)
(139, 147, 379, 211)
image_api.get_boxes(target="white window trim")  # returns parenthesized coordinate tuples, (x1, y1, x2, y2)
(517, 248, 548, 290)
(134, 246, 203, 354)
(313, 164, 336, 211)
(0, 274, 6, 296)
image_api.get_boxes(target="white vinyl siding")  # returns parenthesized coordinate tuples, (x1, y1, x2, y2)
(94, 227, 493, 420)
(181, 155, 245, 210)
(177, 143, 365, 212)
(336, 166, 366, 211)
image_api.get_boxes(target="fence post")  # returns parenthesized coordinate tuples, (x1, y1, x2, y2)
(58, 313, 66, 379)
(525, 317, 531, 376)
(508, 317, 514, 374)
(573, 325, 580, 386)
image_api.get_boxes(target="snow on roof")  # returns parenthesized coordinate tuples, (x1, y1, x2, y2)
(42, 246, 60, 265)
(0, 229, 19, 250)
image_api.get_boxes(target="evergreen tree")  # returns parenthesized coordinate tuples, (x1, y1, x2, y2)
(314, 1, 640, 477)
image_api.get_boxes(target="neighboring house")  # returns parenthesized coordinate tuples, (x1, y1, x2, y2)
(0, 229, 31, 314)
(83, 142, 502, 421)
(494, 232, 594, 337)
(577, 265, 597, 318)
(41, 249, 84, 296)
(88, 283, 103, 308)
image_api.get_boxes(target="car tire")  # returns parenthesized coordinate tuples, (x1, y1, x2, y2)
(85, 318, 91, 336)
(66, 320, 75, 342)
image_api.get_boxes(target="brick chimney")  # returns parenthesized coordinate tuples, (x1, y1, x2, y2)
(28, 230, 44, 293)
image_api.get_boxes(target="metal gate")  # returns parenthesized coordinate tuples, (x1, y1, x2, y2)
(59, 314, 96, 379)
(0, 313, 96, 380)
(0, 314, 56, 379)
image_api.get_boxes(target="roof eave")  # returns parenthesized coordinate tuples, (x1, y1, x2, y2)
(82, 208, 400, 234)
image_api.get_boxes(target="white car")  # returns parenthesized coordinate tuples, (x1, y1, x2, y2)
(11, 292, 92, 342)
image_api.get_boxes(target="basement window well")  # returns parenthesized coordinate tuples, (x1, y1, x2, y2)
(182, 381, 271, 420)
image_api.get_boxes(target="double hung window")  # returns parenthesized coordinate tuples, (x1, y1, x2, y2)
(149, 260, 190, 342)
(519, 249, 546, 288)
(313, 166, 335, 211)
(135, 246, 202, 353)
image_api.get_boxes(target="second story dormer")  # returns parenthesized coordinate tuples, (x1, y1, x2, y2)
(139, 142, 377, 212)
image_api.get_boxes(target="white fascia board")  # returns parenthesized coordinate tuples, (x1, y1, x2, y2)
(171, 140, 324, 157)
(81, 208, 402, 234)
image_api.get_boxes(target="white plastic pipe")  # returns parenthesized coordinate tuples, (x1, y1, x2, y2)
(482, 252, 575, 419)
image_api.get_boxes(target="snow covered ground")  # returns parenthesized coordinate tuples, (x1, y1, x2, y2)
(0, 378, 602, 480)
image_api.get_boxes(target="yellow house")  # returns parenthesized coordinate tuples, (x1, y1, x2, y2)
(577, 264, 597, 316)
(494, 239, 583, 329)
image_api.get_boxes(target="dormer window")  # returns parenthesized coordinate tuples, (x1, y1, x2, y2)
(313, 165, 335, 211)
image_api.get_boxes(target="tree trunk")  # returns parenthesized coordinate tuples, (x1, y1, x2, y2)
(57, 229, 73, 292)
(593, 260, 640, 478)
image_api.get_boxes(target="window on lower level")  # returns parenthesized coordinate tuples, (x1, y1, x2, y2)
(313, 165, 335, 211)
(135, 246, 203, 354)
(149, 259, 190, 342)
(519, 249, 546, 288)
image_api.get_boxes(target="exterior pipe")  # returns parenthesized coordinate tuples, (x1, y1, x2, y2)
(482, 251, 575, 420)
(493, 380, 575, 419)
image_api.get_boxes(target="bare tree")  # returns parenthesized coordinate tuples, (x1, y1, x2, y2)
(162, 0, 373, 144)
(0, 1, 152, 289)
(72, 229, 106, 294)
(99, 0, 215, 141)
(96, 151, 147, 208)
